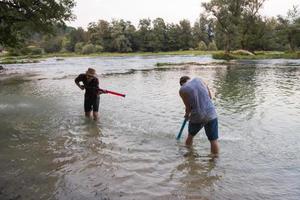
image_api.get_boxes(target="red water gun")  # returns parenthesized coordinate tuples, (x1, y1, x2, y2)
(99, 89, 126, 97)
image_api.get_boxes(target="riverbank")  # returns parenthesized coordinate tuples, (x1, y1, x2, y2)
(0, 51, 216, 64)
(0, 50, 299, 65)
(213, 51, 300, 60)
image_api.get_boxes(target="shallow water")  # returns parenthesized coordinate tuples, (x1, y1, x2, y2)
(1, 55, 300, 200)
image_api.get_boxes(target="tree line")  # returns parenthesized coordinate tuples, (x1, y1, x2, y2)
(1, 0, 299, 55)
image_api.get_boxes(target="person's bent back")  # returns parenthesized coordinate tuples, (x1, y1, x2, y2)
(179, 76, 220, 154)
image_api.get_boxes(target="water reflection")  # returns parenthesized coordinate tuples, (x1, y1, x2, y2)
(214, 64, 258, 112)
(175, 147, 220, 199)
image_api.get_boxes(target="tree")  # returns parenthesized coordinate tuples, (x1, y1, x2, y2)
(87, 20, 112, 51)
(41, 36, 63, 53)
(276, 6, 300, 51)
(166, 23, 181, 51)
(0, 0, 75, 47)
(137, 18, 155, 52)
(152, 18, 167, 51)
(202, 0, 268, 52)
(202, 0, 244, 52)
(177, 20, 193, 50)
(63, 27, 87, 52)
(192, 14, 211, 47)
(110, 20, 132, 52)
(238, 0, 266, 51)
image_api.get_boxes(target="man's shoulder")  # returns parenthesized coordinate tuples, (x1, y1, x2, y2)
(192, 77, 202, 82)
(76, 73, 85, 77)
(179, 84, 191, 93)
(75, 73, 84, 81)
(93, 77, 99, 82)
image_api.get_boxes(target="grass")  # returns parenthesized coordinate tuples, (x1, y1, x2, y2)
(155, 61, 227, 67)
(1, 50, 299, 65)
(212, 51, 300, 60)
(0, 50, 216, 64)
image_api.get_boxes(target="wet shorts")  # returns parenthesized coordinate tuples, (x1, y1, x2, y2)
(84, 96, 100, 112)
(188, 118, 218, 141)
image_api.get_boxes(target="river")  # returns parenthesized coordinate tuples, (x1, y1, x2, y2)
(0, 55, 300, 200)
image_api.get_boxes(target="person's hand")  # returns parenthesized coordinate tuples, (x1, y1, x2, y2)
(98, 89, 107, 95)
(79, 85, 85, 90)
(184, 113, 190, 120)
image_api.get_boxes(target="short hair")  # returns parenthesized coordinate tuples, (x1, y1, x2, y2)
(179, 76, 190, 86)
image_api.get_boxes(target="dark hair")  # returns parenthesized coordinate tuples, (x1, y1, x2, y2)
(179, 76, 190, 86)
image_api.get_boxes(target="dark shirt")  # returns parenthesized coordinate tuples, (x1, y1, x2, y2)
(75, 74, 99, 98)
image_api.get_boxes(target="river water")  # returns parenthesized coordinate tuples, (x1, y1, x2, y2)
(0, 55, 300, 200)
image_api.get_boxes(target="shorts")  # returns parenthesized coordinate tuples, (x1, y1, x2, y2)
(188, 118, 218, 141)
(84, 96, 100, 112)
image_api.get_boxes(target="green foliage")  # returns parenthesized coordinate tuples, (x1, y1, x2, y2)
(41, 37, 63, 53)
(7, 46, 43, 56)
(202, 0, 267, 52)
(28, 46, 44, 55)
(95, 45, 104, 52)
(75, 42, 84, 53)
(197, 41, 207, 50)
(177, 20, 193, 50)
(212, 52, 235, 60)
(81, 44, 96, 54)
(232, 49, 254, 56)
(207, 41, 218, 51)
(276, 6, 300, 51)
(2, 0, 299, 54)
(166, 24, 181, 51)
(152, 18, 168, 51)
(192, 14, 212, 48)
(0, 0, 76, 47)
(110, 20, 133, 52)
(62, 37, 73, 52)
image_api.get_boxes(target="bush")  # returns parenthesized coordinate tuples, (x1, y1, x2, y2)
(7, 48, 22, 56)
(207, 41, 218, 51)
(232, 49, 254, 56)
(212, 52, 235, 60)
(197, 41, 207, 51)
(28, 46, 44, 55)
(60, 48, 69, 53)
(95, 45, 104, 53)
(81, 44, 96, 54)
(62, 37, 74, 52)
(75, 42, 84, 53)
(42, 37, 63, 53)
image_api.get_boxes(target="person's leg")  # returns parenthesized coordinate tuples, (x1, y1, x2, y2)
(186, 122, 203, 147)
(93, 112, 98, 121)
(84, 97, 92, 119)
(85, 112, 92, 118)
(204, 118, 220, 154)
(92, 96, 100, 121)
(210, 140, 219, 154)
(185, 134, 194, 146)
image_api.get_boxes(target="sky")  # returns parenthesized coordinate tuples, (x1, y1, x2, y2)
(67, 0, 300, 28)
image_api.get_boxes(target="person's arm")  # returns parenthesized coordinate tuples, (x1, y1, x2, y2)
(207, 84, 212, 99)
(97, 88, 107, 95)
(179, 90, 191, 119)
(75, 75, 84, 90)
(203, 81, 212, 99)
(94, 78, 107, 95)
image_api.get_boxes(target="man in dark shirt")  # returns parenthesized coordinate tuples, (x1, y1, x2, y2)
(75, 68, 105, 120)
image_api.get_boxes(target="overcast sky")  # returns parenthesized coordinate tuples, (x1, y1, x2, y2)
(67, 0, 300, 28)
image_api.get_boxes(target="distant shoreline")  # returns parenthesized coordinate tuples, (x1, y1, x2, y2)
(0, 50, 299, 65)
